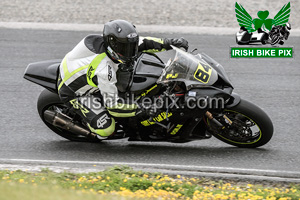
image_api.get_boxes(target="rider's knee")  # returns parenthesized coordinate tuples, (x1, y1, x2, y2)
(88, 114, 115, 137)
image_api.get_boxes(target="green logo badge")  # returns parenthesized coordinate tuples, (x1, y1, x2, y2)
(232, 2, 293, 58)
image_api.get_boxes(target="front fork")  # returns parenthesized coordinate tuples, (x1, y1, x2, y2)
(204, 92, 241, 128)
(205, 111, 233, 129)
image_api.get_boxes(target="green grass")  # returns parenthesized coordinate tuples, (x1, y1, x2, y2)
(0, 182, 101, 200)
(1, 166, 300, 200)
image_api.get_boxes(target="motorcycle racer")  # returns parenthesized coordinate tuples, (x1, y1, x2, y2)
(57, 19, 189, 139)
(269, 22, 291, 45)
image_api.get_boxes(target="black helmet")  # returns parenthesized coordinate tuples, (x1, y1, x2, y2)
(103, 20, 139, 64)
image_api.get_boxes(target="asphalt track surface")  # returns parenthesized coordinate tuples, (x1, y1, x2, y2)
(0, 28, 300, 181)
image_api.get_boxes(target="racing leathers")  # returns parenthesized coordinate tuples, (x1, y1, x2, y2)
(58, 35, 188, 138)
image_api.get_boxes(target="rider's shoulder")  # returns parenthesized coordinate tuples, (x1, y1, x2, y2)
(83, 34, 105, 54)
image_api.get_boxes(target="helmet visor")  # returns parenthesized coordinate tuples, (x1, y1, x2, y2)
(115, 41, 138, 59)
(109, 32, 139, 61)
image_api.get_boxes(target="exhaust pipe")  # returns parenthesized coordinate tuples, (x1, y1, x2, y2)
(43, 110, 98, 139)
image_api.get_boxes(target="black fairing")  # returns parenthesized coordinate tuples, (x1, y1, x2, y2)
(24, 60, 60, 93)
(116, 53, 165, 96)
(199, 54, 233, 89)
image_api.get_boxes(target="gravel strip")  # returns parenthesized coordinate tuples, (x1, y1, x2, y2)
(0, 0, 299, 28)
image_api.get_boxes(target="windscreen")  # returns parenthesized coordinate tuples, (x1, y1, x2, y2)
(157, 47, 217, 87)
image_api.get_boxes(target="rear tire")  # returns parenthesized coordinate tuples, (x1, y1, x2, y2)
(207, 99, 273, 148)
(37, 89, 101, 143)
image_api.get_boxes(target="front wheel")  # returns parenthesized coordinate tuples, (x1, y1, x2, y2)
(206, 99, 273, 148)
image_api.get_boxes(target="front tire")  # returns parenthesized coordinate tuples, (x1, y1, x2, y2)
(207, 99, 273, 148)
(37, 89, 101, 143)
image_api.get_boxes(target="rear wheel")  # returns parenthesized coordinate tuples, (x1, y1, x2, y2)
(37, 89, 101, 143)
(206, 99, 273, 148)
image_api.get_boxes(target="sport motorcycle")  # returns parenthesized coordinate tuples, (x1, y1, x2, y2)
(24, 46, 273, 148)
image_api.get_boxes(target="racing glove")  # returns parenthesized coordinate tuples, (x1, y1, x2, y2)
(163, 37, 189, 51)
